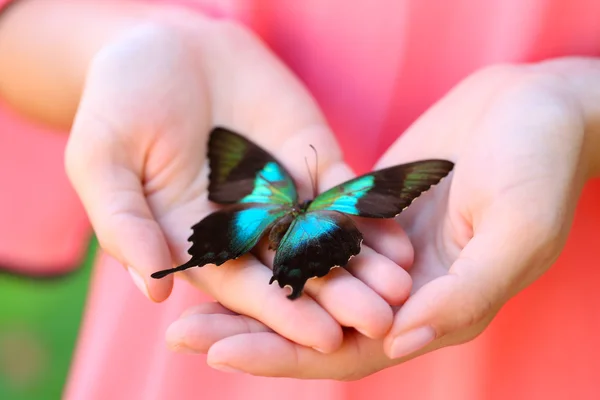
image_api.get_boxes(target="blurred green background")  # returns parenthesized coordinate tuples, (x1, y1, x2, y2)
(0, 238, 96, 400)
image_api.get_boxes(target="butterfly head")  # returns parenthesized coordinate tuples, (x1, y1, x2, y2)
(295, 199, 313, 213)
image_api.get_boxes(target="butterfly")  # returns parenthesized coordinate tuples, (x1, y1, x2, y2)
(151, 127, 454, 299)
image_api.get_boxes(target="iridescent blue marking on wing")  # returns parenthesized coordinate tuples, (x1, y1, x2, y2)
(150, 203, 290, 279)
(231, 205, 287, 253)
(307, 175, 375, 214)
(279, 213, 336, 245)
(239, 161, 297, 205)
(271, 210, 362, 299)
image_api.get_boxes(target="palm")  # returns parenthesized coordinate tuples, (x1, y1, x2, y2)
(395, 177, 457, 295)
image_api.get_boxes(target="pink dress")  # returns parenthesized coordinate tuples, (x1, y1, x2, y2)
(1, 0, 600, 399)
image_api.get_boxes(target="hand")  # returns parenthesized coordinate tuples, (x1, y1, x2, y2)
(165, 59, 598, 379)
(64, 12, 413, 353)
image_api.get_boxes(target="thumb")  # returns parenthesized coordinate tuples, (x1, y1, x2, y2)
(383, 206, 561, 360)
(65, 111, 174, 302)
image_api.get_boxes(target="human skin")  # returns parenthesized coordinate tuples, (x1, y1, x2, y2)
(1, 0, 599, 380)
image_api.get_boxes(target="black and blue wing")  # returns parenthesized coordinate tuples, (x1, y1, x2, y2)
(270, 210, 362, 299)
(152, 203, 289, 278)
(308, 159, 454, 217)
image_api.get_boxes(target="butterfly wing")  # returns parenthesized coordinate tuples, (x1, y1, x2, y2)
(152, 127, 297, 279)
(208, 127, 298, 205)
(307, 159, 454, 217)
(270, 210, 362, 299)
(152, 203, 289, 278)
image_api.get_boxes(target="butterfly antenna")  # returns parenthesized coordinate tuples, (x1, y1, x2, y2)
(304, 157, 315, 198)
(305, 145, 319, 198)
(310, 144, 319, 198)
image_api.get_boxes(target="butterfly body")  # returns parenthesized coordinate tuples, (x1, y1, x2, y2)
(151, 127, 454, 299)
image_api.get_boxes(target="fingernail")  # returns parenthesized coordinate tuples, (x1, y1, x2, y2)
(170, 342, 201, 354)
(210, 364, 243, 374)
(127, 266, 150, 300)
(389, 326, 436, 359)
(312, 347, 327, 353)
(165, 321, 200, 354)
(180, 305, 208, 319)
(356, 328, 371, 337)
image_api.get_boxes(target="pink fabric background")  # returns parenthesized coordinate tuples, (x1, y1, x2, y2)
(1, 0, 600, 399)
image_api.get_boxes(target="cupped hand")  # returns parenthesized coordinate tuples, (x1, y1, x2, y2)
(64, 12, 414, 354)
(166, 59, 596, 379)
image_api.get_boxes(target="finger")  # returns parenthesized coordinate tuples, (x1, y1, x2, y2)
(256, 243, 396, 339)
(292, 263, 395, 339)
(355, 218, 415, 269)
(65, 112, 173, 302)
(183, 255, 344, 353)
(383, 204, 560, 360)
(206, 331, 388, 380)
(259, 240, 413, 307)
(179, 301, 236, 319)
(166, 305, 271, 354)
(345, 246, 412, 306)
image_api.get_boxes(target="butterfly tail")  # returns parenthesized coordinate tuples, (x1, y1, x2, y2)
(269, 276, 303, 300)
(150, 258, 203, 279)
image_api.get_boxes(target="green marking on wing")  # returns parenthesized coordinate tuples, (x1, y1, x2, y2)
(240, 161, 298, 205)
(308, 175, 375, 214)
(210, 130, 247, 181)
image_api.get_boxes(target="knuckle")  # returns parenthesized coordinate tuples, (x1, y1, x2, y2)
(338, 369, 366, 382)
(502, 208, 566, 262)
(462, 295, 495, 328)
(500, 70, 583, 128)
(442, 273, 498, 332)
(470, 64, 584, 131)
(522, 214, 565, 264)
